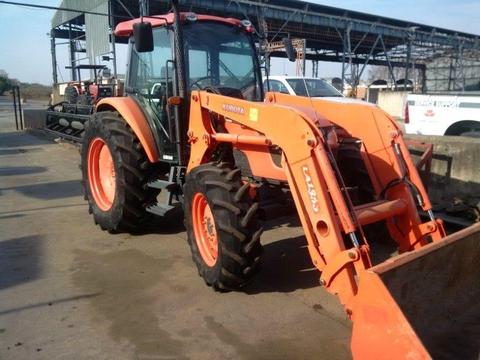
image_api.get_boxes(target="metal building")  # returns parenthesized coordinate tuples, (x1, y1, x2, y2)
(50, 0, 480, 92)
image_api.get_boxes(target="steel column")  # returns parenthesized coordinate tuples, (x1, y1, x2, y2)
(404, 39, 412, 90)
(312, 60, 319, 78)
(302, 40, 307, 76)
(50, 33, 58, 84)
(108, 0, 118, 78)
(68, 24, 76, 81)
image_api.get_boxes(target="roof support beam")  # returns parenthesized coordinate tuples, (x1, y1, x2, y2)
(270, 52, 426, 69)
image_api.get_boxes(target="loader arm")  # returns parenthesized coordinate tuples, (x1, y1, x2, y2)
(187, 90, 445, 308)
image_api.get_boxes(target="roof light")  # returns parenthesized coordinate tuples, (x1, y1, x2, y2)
(186, 13, 197, 22)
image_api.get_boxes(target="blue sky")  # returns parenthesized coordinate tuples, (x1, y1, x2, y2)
(0, 0, 479, 85)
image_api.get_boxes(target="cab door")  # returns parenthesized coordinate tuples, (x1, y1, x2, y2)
(127, 27, 178, 162)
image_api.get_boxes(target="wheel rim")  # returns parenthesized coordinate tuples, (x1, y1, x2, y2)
(88, 137, 116, 211)
(192, 193, 218, 267)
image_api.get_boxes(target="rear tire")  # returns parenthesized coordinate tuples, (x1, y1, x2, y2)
(81, 111, 159, 232)
(184, 162, 263, 291)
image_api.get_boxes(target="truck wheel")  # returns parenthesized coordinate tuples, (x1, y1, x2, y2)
(81, 111, 159, 232)
(184, 162, 263, 291)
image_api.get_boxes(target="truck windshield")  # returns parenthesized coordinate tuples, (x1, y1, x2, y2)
(286, 78, 343, 98)
(183, 22, 262, 101)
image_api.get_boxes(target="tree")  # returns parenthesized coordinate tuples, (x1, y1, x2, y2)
(367, 65, 423, 88)
(0, 76, 13, 96)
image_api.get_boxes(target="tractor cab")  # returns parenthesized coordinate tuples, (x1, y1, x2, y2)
(115, 13, 264, 164)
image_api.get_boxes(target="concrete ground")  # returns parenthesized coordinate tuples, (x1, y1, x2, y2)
(0, 97, 352, 360)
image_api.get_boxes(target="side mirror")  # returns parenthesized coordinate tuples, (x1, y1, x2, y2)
(282, 37, 297, 62)
(133, 22, 154, 53)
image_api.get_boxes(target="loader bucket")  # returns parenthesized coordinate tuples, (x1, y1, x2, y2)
(351, 223, 480, 360)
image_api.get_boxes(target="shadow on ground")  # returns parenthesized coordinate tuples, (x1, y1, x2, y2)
(0, 293, 101, 316)
(0, 131, 53, 148)
(0, 214, 25, 220)
(132, 208, 186, 236)
(0, 203, 86, 216)
(263, 214, 301, 230)
(0, 166, 47, 176)
(0, 148, 44, 156)
(0, 235, 44, 290)
(245, 235, 320, 294)
(3, 180, 83, 200)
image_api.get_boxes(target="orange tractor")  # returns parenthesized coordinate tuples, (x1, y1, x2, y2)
(81, 2, 480, 358)
(46, 65, 119, 141)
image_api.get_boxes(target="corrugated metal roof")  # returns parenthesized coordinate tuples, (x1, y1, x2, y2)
(51, 0, 108, 28)
(85, 1, 110, 64)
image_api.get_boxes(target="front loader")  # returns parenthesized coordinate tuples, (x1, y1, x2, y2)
(80, 2, 480, 358)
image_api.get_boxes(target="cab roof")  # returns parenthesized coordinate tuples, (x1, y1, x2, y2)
(115, 13, 242, 37)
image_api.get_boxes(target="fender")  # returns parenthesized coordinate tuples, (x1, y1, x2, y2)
(96, 97, 159, 162)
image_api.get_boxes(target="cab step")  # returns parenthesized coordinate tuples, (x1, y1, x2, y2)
(147, 179, 179, 191)
(146, 203, 181, 217)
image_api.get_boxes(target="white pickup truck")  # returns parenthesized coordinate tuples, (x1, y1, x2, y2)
(405, 94, 480, 136)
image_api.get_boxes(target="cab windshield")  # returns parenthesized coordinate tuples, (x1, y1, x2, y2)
(183, 21, 262, 101)
(287, 78, 343, 98)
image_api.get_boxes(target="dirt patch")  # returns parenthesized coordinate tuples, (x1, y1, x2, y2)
(205, 315, 348, 360)
(72, 249, 187, 359)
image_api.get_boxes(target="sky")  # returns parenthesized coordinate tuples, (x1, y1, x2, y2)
(0, 0, 479, 85)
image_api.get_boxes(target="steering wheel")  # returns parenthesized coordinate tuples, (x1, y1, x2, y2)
(190, 76, 216, 90)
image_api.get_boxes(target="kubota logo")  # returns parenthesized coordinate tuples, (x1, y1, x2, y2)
(222, 103, 245, 115)
(302, 166, 319, 213)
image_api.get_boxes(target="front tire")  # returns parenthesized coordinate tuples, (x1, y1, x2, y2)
(81, 111, 159, 232)
(184, 162, 263, 291)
